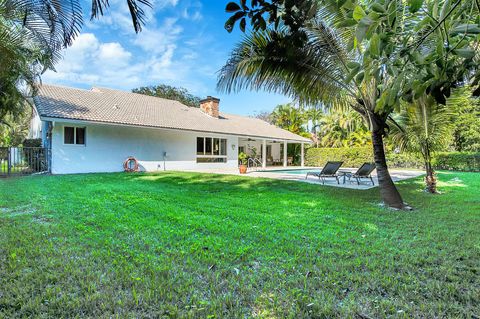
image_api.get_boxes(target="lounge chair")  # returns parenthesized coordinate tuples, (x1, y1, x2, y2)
(344, 162, 376, 185)
(306, 161, 343, 184)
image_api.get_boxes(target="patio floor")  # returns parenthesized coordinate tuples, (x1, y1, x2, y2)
(184, 166, 424, 190)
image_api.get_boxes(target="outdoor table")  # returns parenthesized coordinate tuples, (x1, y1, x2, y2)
(338, 169, 354, 184)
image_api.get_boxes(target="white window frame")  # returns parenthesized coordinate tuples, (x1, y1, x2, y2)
(63, 125, 86, 146)
(196, 137, 227, 162)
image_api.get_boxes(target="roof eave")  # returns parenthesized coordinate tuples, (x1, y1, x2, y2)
(38, 115, 312, 143)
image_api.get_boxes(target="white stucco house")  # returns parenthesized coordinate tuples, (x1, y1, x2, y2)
(30, 84, 311, 174)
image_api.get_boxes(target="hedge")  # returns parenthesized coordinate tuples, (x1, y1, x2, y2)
(22, 138, 42, 147)
(305, 147, 480, 171)
(305, 147, 373, 167)
(433, 152, 480, 172)
(385, 152, 424, 169)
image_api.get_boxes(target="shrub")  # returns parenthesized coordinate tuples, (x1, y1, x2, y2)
(22, 138, 42, 147)
(305, 147, 373, 167)
(433, 152, 480, 172)
(306, 147, 480, 172)
(386, 152, 424, 169)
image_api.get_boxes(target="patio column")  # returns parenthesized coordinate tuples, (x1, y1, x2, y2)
(262, 139, 267, 168)
(301, 142, 305, 167)
(283, 141, 288, 167)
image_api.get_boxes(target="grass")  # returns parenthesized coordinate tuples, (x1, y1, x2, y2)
(0, 171, 479, 318)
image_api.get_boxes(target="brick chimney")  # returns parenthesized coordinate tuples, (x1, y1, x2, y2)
(200, 96, 220, 118)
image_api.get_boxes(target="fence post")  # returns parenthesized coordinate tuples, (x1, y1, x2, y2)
(7, 147, 11, 175)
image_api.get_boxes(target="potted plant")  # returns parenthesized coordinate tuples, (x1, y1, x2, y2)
(238, 152, 248, 174)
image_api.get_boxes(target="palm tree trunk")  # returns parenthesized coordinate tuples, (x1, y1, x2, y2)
(423, 144, 437, 193)
(371, 129, 407, 209)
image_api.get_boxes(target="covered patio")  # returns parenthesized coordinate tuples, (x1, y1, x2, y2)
(238, 137, 306, 169)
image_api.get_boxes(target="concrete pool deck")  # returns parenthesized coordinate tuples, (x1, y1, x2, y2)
(184, 166, 424, 190)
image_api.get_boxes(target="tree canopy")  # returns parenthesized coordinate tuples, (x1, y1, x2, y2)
(220, 0, 479, 208)
(132, 84, 202, 108)
(448, 87, 480, 152)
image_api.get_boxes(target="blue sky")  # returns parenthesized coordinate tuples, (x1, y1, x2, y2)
(43, 0, 290, 115)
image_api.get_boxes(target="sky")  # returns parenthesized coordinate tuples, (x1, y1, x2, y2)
(42, 0, 291, 116)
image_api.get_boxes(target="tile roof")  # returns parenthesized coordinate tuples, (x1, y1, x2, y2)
(33, 84, 311, 142)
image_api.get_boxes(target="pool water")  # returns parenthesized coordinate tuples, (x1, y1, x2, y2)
(261, 169, 321, 175)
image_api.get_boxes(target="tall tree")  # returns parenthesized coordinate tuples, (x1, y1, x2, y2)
(251, 111, 273, 124)
(269, 103, 310, 163)
(270, 103, 306, 135)
(389, 97, 455, 193)
(0, 103, 31, 146)
(132, 84, 201, 108)
(219, 0, 479, 209)
(0, 0, 81, 123)
(0, 0, 154, 124)
(319, 111, 370, 147)
(448, 87, 480, 152)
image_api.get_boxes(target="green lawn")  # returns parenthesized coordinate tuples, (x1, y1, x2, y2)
(0, 172, 479, 318)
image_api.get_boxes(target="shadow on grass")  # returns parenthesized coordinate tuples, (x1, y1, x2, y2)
(129, 171, 377, 197)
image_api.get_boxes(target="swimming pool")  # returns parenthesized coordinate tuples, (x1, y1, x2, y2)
(261, 168, 321, 175)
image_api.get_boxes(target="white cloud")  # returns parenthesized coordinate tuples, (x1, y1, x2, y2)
(132, 18, 182, 54)
(97, 42, 132, 65)
(50, 33, 99, 73)
(43, 0, 222, 96)
(43, 28, 192, 91)
(182, 8, 202, 21)
(85, 0, 180, 33)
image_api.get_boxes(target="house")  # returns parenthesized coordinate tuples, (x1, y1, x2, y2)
(30, 84, 311, 174)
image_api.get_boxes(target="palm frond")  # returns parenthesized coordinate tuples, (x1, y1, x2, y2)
(388, 96, 455, 155)
(1, 0, 83, 48)
(90, 0, 152, 33)
(217, 23, 355, 107)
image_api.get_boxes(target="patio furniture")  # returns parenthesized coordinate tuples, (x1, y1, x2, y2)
(273, 159, 283, 166)
(305, 161, 343, 184)
(343, 162, 376, 185)
(267, 156, 274, 166)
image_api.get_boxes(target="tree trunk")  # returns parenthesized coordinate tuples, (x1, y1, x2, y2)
(423, 145, 437, 193)
(371, 129, 407, 209)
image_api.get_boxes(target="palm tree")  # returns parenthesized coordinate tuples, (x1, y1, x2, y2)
(270, 103, 306, 135)
(0, 0, 152, 123)
(219, 0, 479, 209)
(305, 104, 323, 146)
(318, 111, 369, 148)
(389, 97, 454, 193)
(218, 0, 480, 209)
(0, 104, 31, 146)
(217, 21, 408, 208)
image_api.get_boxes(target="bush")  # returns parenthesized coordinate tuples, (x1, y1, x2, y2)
(433, 152, 480, 172)
(306, 147, 480, 172)
(22, 138, 42, 147)
(305, 147, 373, 167)
(386, 152, 424, 169)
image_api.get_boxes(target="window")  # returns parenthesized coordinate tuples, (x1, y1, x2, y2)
(76, 127, 85, 145)
(205, 137, 212, 154)
(220, 139, 227, 156)
(64, 127, 74, 144)
(64, 126, 86, 145)
(196, 137, 204, 155)
(213, 138, 220, 155)
(196, 137, 227, 163)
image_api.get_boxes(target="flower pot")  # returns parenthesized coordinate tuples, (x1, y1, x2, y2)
(239, 164, 247, 174)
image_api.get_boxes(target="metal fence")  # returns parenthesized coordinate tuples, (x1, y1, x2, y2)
(0, 147, 50, 177)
